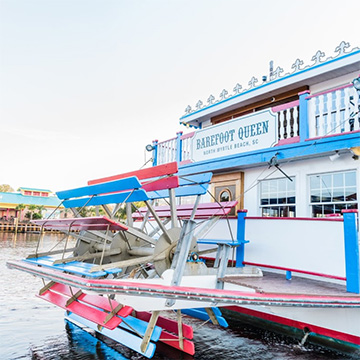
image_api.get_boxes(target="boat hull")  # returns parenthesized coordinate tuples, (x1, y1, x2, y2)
(223, 305, 360, 354)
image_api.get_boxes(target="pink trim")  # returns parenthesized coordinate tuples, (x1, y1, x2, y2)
(237, 209, 248, 213)
(245, 216, 343, 222)
(158, 137, 177, 145)
(298, 90, 311, 96)
(226, 306, 360, 346)
(305, 83, 353, 99)
(306, 129, 360, 141)
(272, 100, 299, 113)
(180, 131, 195, 140)
(179, 159, 192, 165)
(88, 162, 178, 185)
(342, 209, 358, 213)
(242, 261, 346, 281)
(276, 136, 300, 146)
(13, 260, 359, 302)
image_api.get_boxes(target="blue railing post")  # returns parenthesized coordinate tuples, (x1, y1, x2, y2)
(342, 209, 360, 294)
(176, 131, 183, 163)
(298, 90, 311, 142)
(236, 210, 248, 267)
(152, 139, 158, 167)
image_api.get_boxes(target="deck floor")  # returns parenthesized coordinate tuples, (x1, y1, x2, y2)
(222, 271, 360, 297)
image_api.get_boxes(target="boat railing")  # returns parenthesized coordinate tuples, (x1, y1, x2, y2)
(156, 136, 178, 165)
(152, 83, 359, 165)
(272, 100, 300, 145)
(307, 84, 360, 138)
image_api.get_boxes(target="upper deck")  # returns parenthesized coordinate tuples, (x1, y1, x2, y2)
(150, 42, 360, 174)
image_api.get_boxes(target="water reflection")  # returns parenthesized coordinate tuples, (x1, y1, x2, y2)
(0, 233, 356, 360)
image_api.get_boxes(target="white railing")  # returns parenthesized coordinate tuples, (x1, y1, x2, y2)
(157, 137, 177, 165)
(271, 101, 299, 142)
(307, 85, 360, 138)
(156, 132, 195, 165)
(155, 86, 359, 165)
(180, 132, 194, 163)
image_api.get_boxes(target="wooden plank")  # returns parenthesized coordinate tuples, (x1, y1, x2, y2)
(32, 216, 128, 232)
(90, 254, 158, 273)
(141, 311, 160, 353)
(66, 312, 156, 358)
(27, 247, 76, 259)
(147, 183, 209, 200)
(88, 162, 178, 185)
(57, 177, 142, 200)
(37, 291, 123, 330)
(135, 311, 193, 339)
(24, 256, 119, 278)
(52, 249, 121, 265)
(119, 315, 162, 342)
(134, 208, 234, 219)
(134, 201, 238, 215)
(141, 176, 179, 192)
(63, 189, 149, 208)
(133, 201, 238, 220)
(181, 308, 228, 328)
(50, 283, 133, 317)
(158, 330, 195, 355)
(197, 239, 249, 245)
(178, 172, 213, 185)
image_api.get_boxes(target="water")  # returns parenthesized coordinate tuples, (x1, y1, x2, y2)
(0, 232, 356, 360)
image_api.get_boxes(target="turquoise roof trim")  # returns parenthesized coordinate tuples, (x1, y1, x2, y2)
(18, 187, 52, 193)
(0, 192, 62, 207)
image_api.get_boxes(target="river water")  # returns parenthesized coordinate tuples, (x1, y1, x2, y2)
(0, 232, 356, 360)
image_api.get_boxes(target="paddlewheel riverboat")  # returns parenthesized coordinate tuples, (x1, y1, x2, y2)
(7, 41, 360, 357)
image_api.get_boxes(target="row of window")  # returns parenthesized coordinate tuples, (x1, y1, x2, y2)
(259, 170, 357, 217)
(23, 191, 49, 197)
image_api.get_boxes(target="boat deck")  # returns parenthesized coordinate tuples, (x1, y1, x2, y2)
(222, 271, 360, 297)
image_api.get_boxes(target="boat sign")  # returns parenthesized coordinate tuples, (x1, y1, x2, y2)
(191, 109, 277, 162)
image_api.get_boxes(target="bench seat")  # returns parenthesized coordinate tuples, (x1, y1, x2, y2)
(32, 216, 128, 232)
(24, 256, 122, 278)
(133, 201, 238, 220)
(197, 238, 249, 246)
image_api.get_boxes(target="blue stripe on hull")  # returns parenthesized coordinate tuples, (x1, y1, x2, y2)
(66, 312, 156, 359)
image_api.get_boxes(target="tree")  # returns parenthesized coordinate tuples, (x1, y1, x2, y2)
(61, 208, 70, 218)
(0, 184, 14, 192)
(36, 205, 45, 219)
(15, 204, 26, 221)
(115, 201, 146, 221)
(27, 204, 38, 221)
(75, 206, 96, 218)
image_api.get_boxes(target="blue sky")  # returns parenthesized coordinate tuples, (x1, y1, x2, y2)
(0, 0, 359, 192)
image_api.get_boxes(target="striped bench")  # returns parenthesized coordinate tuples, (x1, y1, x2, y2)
(133, 201, 238, 221)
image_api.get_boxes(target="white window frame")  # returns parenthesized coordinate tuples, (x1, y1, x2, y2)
(259, 176, 296, 217)
(308, 170, 357, 217)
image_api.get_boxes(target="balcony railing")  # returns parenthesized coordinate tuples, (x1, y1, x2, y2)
(272, 100, 299, 145)
(153, 84, 360, 166)
(307, 85, 360, 138)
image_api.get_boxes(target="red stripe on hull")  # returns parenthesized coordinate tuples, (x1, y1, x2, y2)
(226, 306, 360, 346)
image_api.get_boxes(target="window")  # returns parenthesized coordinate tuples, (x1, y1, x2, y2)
(260, 177, 296, 217)
(215, 185, 236, 215)
(309, 171, 357, 217)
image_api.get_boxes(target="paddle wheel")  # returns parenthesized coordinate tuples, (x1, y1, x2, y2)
(8, 163, 239, 358)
